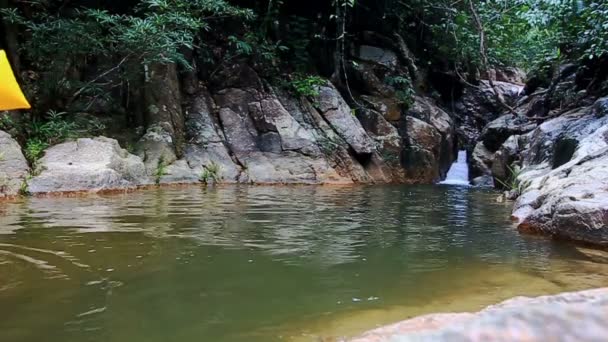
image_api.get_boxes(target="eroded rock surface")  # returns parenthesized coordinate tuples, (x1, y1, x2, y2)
(401, 96, 456, 183)
(350, 288, 608, 342)
(0, 130, 29, 197)
(28, 137, 149, 194)
(499, 97, 608, 245)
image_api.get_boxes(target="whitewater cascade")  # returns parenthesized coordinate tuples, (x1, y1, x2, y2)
(440, 151, 470, 186)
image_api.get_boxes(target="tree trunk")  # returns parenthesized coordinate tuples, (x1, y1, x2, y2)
(143, 63, 185, 156)
(468, 0, 517, 116)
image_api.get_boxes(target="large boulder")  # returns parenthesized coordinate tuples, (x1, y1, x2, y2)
(453, 81, 524, 148)
(469, 142, 493, 180)
(491, 134, 525, 187)
(350, 288, 608, 342)
(400, 116, 444, 183)
(28, 137, 149, 194)
(512, 98, 608, 245)
(401, 96, 456, 182)
(211, 85, 354, 184)
(160, 89, 243, 184)
(480, 114, 536, 152)
(0, 130, 29, 198)
(357, 45, 398, 68)
(315, 85, 376, 155)
(248, 98, 320, 156)
(136, 123, 178, 175)
(238, 152, 348, 184)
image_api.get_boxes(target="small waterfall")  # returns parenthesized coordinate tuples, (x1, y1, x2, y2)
(440, 151, 470, 186)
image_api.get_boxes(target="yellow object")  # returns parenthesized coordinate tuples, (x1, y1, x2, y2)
(0, 50, 31, 110)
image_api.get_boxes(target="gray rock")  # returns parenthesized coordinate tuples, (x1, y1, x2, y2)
(249, 98, 320, 156)
(240, 152, 349, 184)
(0, 130, 29, 197)
(401, 116, 443, 183)
(29, 137, 149, 194)
(404, 96, 456, 178)
(159, 89, 244, 185)
(361, 95, 402, 122)
(453, 81, 524, 148)
(357, 109, 401, 153)
(471, 175, 494, 187)
(212, 84, 354, 184)
(470, 142, 494, 179)
(185, 89, 223, 145)
(316, 85, 376, 155)
(403, 96, 456, 181)
(350, 288, 608, 342)
(491, 135, 524, 187)
(219, 107, 259, 155)
(494, 67, 527, 84)
(480, 114, 536, 152)
(160, 144, 243, 185)
(512, 98, 608, 245)
(358, 45, 398, 68)
(136, 123, 178, 175)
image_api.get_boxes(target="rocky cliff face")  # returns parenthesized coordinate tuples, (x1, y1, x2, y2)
(0, 41, 463, 194)
(469, 61, 608, 246)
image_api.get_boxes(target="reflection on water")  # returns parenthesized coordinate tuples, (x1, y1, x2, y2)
(1, 185, 607, 342)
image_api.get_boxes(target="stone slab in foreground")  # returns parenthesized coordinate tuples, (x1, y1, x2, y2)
(349, 288, 608, 342)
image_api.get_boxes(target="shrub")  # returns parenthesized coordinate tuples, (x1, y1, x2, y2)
(199, 162, 222, 184)
(290, 74, 327, 98)
(154, 157, 169, 185)
(385, 76, 414, 108)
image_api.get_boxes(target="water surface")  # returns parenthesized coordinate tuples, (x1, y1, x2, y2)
(1, 185, 607, 342)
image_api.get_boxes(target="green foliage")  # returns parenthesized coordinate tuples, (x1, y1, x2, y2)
(0, 113, 16, 132)
(394, 0, 608, 73)
(0, 0, 254, 109)
(24, 139, 48, 164)
(283, 15, 314, 70)
(290, 74, 327, 98)
(581, 2, 608, 60)
(385, 75, 414, 107)
(495, 164, 528, 195)
(19, 174, 32, 196)
(199, 162, 222, 184)
(229, 33, 288, 64)
(23, 110, 78, 164)
(28, 111, 78, 145)
(154, 157, 168, 185)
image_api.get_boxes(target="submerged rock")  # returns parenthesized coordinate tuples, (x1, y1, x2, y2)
(350, 288, 608, 342)
(0, 130, 29, 197)
(28, 137, 149, 194)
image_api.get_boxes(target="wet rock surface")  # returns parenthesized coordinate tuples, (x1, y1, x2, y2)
(350, 288, 608, 342)
(0, 130, 29, 197)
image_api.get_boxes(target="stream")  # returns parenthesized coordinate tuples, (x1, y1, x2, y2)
(1, 185, 608, 342)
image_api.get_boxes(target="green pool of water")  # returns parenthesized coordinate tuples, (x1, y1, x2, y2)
(1, 185, 607, 342)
